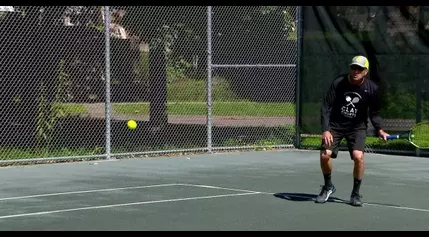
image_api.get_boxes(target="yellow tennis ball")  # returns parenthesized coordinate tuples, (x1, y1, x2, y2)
(127, 120, 137, 130)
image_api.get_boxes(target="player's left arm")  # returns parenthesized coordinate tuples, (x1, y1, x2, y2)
(369, 86, 389, 140)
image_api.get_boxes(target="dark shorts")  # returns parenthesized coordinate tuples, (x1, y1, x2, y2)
(320, 128, 367, 159)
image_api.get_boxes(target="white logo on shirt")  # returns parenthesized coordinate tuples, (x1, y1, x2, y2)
(341, 92, 361, 118)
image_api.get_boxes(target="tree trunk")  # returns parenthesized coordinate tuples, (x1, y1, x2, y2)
(148, 46, 168, 127)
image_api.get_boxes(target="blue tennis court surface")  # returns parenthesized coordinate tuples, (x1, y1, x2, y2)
(0, 149, 428, 230)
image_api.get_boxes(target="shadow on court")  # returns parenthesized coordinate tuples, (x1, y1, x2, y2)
(0, 149, 427, 230)
(273, 192, 347, 204)
(273, 192, 401, 208)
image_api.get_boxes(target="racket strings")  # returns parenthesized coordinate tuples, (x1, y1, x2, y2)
(410, 123, 429, 148)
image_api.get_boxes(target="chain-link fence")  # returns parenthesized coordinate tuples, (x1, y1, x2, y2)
(1, 6, 108, 164)
(5, 6, 426, 165)
(0, 6, 299, 164)
(209, 6, 298, 152)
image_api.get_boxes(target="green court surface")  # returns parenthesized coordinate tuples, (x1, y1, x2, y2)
(0, 149, 428, 230)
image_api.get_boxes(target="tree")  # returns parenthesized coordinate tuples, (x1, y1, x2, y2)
(1, 6, 104, 148)
(121, 6, 207, 127)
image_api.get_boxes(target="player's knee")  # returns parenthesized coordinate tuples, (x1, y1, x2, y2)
(352, 150, 364, 164)
(320, 150, 332, 162)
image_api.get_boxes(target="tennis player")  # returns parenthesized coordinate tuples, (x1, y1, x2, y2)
(316, 55, 389, 206)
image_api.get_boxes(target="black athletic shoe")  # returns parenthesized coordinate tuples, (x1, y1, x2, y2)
(315, 185, 336, 203)
(350, 193, 363, 207)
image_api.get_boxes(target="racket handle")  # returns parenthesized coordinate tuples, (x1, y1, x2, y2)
(386, 135, 399, 140)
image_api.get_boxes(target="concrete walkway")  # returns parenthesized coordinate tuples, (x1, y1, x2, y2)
(83, 103, 295, 127)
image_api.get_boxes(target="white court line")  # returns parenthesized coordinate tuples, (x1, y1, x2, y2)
(178, 183, 429, 214)
(2, 182, 429, 216)
(0, 183, 256, 202)
(176, 183, 261, 194)
(0, 183, 180, 201)
(274, 193, 429, 212)
(0, 192, 260, 220)
(363, 203, 429, 212)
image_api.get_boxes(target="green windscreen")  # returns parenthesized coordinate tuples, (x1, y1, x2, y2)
(299, 6, 429, 152)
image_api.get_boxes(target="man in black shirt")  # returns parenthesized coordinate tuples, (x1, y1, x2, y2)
(316, 55, 389, 207)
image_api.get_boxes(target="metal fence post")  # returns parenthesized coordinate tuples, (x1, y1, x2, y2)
(295, 6, 303, 149)
(104, 6, 112, 159)
(207, 6, 213, 153)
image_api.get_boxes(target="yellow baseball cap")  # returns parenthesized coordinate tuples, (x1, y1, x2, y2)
(350, 55, 369, 70)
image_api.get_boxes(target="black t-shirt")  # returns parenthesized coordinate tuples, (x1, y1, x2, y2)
(321, 74, 383, 132)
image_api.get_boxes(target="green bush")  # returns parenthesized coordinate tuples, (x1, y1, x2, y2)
(300, 136, 416, 151)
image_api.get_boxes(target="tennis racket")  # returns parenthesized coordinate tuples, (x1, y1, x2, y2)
(385, 121, 429, 149)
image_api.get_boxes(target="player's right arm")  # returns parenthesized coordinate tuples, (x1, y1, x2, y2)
(321, 79, 337, 132)
(320, 78, 338, 147)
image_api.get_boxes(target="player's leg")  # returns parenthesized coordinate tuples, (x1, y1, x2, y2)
(315, 129, 343, 203)
(345, 129, 367, 207)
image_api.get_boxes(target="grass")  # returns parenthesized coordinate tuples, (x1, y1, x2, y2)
(113, 102, 296, 117)
(0, 147, 104, 160)
(3, 72, 423, 162)
(167, 77, 238, 102)
(56, 103, 88, 115)
(58, 76, 300, 117)
(57, 101, 312, 117)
